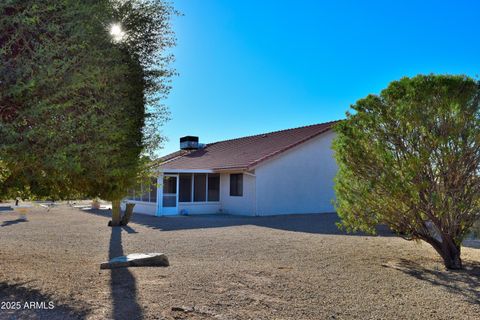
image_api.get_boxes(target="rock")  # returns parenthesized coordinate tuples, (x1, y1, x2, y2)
(171, 306, 194, 313)
(100, 253, 169, 269)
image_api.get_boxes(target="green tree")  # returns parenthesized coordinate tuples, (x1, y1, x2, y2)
(0, 1, 174, 225)
(334, 74, 480, 270)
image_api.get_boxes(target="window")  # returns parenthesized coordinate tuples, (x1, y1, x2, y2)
(193, 173, 206, 202)
(230, 174, 243, 196)
(208, 174, 220, 201)
(179, 174, 192, 202)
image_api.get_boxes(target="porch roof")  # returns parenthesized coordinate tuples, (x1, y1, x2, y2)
(155, 120, 340, 171)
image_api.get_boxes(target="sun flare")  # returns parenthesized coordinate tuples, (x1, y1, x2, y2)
(109, 23, 126, 42)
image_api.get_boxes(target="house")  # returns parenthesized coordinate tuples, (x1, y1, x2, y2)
(122, 120, 340, 216)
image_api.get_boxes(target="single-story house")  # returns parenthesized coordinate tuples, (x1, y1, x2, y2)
(122, 120, 339, 216)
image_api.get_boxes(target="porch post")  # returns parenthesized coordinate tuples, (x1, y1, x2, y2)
(156, 173, 163, 216)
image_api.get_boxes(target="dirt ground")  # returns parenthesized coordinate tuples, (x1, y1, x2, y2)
(0, 203, 479, 320)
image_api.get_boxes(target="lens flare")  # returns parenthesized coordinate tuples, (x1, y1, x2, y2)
(109, 23, 125, 42)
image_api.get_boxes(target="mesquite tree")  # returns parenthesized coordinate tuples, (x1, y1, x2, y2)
(334, 74, 480, 270)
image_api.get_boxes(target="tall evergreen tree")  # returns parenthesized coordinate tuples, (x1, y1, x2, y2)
(0, 1, 175, 225)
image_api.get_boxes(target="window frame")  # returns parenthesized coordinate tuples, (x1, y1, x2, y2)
(178, 173, 221, 203)
(193, 173, 207, 202)
(229, 173, 243, 197)
(207, 173, 220, 202)
(179, 173, 193, 202)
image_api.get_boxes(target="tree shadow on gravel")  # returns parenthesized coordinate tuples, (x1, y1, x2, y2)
(84, 208, 394, 237)
(109, 227, 143, 320)
(387, 258, 480, 305)
(121, 225, 138, 234)
(1, 218, 28, 227)
(0, 281, 90, 319)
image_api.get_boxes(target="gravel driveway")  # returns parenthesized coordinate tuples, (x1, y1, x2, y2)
(0, 204, 479, 319)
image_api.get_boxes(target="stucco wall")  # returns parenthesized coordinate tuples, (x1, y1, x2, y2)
(178, 202, 221, 215)
(254, 130, 337, 215)
(121, 201, 157, 216)
(219, 173, 256, 215)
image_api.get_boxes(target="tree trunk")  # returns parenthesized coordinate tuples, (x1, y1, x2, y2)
(110, 199, 121, 227)
(120, 203, 135, 226)
(438, 237, 462, 270)
(421, 233, 463, 270)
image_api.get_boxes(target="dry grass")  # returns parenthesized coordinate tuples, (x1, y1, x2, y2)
(0, 204, 479, 319)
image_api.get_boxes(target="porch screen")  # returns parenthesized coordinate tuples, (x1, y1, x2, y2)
(179, 173, 220, 203)
(208, 174, 220, 201)
(194, 174, 207, 201)
(162, 176, 177, 207)
(179, 174, 192, 202)
(134, 184, 142, 201)
(125, 179, 157, 203)
(149, 177, 157, 202)
(141, 184, 150, 202)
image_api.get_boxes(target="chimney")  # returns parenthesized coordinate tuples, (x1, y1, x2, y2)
(180, 136, 200, 150)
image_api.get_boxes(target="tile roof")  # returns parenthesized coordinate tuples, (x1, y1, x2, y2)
(157, 120, 340, 171)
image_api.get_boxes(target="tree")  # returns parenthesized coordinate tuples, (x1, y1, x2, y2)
(0, 1, 175, 225)
(96, 0, 175, 225)
(333, 74, 480, 270)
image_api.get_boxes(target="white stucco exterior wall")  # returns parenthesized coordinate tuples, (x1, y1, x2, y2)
(254, 130, 337, 215)
(178, 203, 221, 215)
(121, 201, 157, 215)
(219, 173, 256, 215)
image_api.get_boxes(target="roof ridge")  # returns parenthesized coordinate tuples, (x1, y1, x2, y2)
(155, 119, 343, 168)
(206, 119, 342, 146)
(246, 124, 336, 169)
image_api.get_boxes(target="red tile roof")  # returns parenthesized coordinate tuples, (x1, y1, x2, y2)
(157, 120, 340, 171)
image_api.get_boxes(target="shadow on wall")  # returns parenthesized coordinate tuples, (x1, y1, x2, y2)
(84, 208, 395, 237)
(385, 258, 480, 306)
(109, 227, 143, 320)
(0, 281, 90, 319)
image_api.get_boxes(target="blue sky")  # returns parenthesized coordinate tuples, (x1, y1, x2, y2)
(161, 0, 480, 156)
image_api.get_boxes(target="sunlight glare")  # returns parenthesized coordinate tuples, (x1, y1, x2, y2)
(109, 23, 126, 42)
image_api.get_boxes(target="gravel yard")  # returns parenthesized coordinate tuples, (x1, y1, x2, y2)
(0, 204, 479, 320)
